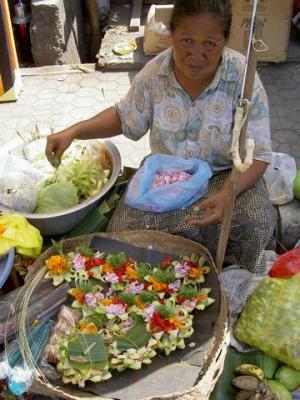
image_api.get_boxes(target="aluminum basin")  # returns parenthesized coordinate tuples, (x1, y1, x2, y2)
(0, 139, 121, 236)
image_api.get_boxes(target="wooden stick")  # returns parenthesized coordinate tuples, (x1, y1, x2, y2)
(216, 40, 258, 273)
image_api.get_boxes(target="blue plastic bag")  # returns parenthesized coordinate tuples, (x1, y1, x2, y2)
(125, 154, 212, 212)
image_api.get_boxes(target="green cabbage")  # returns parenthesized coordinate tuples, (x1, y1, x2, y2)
(54, 157, 110, 199)
(35, 182, 79, 213)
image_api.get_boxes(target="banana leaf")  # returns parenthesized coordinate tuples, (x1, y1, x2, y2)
(114, 323, 152, 352)
(210, 349, 279, 400)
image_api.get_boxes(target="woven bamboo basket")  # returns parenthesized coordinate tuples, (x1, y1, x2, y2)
(23, 231, 229, 400)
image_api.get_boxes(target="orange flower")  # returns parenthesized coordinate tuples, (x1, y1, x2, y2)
(0, 224, 6, 235)
(78, 321, 97, 333)
(125, 265, 137, 280)
(168, 317, 183, 329)
(87, 324, 97, 334)
(102, 263, 112, 274)
(148, 276, 167, 292)
(101, 298, 112, 306)
(70, 288, 85, 304)
(135, 296, 145, 309)
(46, 255, 68, 275)
(196, 294, 208, 303)
(188, 267, 203, 279)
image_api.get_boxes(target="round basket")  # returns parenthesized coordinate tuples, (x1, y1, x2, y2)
(25, 231, 229, 400)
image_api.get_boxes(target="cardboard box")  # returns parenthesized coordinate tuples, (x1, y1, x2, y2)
(143, 0, 293, 62)
(143, 5, 172, 56)
(228, 0, 293, 62)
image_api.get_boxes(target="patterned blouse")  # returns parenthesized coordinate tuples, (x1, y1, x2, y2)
(115, 47, 272, 172)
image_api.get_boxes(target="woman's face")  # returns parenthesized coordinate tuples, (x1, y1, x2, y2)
(171, 13, 226, 81)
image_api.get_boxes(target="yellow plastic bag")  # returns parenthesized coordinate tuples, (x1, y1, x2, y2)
(0, 214, 43, 258)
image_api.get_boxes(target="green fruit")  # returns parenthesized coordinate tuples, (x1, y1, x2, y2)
(267, 380, 292, 400)
(275, 366, 300, 391)
(294, 170, 300, 200)
(261, 353, 280, 379)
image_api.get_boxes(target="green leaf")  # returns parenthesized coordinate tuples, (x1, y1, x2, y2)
(77, 245, 94, 258)
(177, 286, 198, 299)
(153, 266, 175, 284)
(210, 349, 278, 400)
(85, 314, 107, 328)
(51, 239, 64, 256)
(118, 292, 136, 305)
(106, 252, 127, 267)
(139, 290, 158, 304)
(77, 280, 94, 294)
(137, 262, 152, 282)
(114, 323, 151, 352)
(68, 334, 107, 364)
(157, 305, 173, 319)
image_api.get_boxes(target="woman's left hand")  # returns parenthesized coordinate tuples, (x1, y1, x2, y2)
(185, 189, 230, 226)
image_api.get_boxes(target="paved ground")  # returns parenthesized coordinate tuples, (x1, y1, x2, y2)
(0, 61, 299, 168)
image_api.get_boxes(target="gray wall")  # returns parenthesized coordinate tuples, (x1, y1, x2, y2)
(30, 0, 88, 66)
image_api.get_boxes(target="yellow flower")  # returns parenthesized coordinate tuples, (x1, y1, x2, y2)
(46, 255, 68, 275)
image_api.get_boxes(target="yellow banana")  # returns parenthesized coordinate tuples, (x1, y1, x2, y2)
(235, 364, 265, 381)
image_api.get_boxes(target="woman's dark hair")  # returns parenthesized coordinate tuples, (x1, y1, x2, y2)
(170, 0, 232, 40)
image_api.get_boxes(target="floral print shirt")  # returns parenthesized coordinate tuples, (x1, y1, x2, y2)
(115, 47, 272, 171)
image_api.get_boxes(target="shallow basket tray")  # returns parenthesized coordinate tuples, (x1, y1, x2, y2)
(27, 231, 230, 400)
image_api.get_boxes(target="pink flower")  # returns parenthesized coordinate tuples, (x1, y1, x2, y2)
(84, 293, 97, 308)
(122, 317, 133, 331)
(182, 299, 196, 309)
(105, 303, 126, 316)
(104, 272, 119, 284)
(175, 262, 190, 277)
(73, 253, 85, 271)
(126, 280, 144, 295)
(168, 280, 181, 292)
(144, 304, 155, 322)
(79, 380, 85, 388)
(94, 291, 105, 301)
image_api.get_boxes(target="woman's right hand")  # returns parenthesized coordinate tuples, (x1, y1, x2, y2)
(45, 127, 76, 166)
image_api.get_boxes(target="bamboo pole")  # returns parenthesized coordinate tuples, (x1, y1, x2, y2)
(215, 39, 258, 273)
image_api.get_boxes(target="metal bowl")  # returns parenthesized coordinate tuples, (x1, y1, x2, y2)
(0, 140, 121, 236)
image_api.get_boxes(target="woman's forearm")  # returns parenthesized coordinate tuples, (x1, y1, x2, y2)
(71, 106, 123, 140)
(222, 160, 268, 196)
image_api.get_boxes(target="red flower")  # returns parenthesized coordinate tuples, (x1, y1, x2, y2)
(150, 312, 176, 333)
(161, 257, 172, 268)
(87, 271, 94, 277)
(94, 258, 106, 266)
(176, 295, 186, 304)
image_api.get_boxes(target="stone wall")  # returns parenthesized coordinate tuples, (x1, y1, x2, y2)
(30, 0, 88, 66)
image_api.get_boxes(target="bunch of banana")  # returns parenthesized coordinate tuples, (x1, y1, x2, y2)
(232, 364, 278, 400)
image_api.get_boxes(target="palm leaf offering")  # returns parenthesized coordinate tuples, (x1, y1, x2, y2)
(43, 242, 215, 388)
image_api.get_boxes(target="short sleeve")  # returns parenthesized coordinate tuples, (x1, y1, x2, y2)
(115, 70, 153, 141)
(247, 74, 272, 164)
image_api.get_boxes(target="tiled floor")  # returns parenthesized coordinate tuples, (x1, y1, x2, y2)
(0, 70, 150, 168)
(0, 62, 299, 168)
